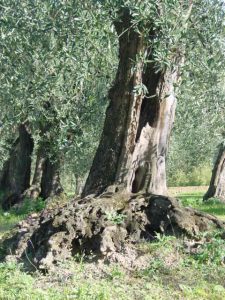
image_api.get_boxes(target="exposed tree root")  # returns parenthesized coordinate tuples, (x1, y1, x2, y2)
(2, 192, 224, 270)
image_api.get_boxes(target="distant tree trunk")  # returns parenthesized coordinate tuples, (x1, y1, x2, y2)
(82, 10, 179, 197)
(22, 146, 47, 199)
(0, 159, 11, 190)
(1, 124, 34, 209)
(40, 155, 63, 199)
(204, 143, 225, 201)
(75, 175, 83, 195)
(23, 144, 64, 200)
(23, 99, 64, 200)
(0, 124, 33, 194)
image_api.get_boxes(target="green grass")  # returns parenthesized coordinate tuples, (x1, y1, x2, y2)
(0, 212, 23, 237)
(0, 234, 225, 300)
(177, 191, 225, 220)
(0, 197, 45, 238)
(0, 190, 225, 299)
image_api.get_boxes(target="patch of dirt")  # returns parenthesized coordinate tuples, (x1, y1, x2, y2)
(168, 186, 208, 197)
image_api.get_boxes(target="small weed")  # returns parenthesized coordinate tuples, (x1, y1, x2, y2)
(192, 237, 225, 265)
(105, 210, 126, 225)
(109, 265, 125, 280)
(138, 259, 166, 278)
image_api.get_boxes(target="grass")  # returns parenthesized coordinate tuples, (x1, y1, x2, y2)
(177, 191, 225, 221)
(0, 234, 225, 300)
(0, 188, 225, 299)
(0, 197, 45, 238)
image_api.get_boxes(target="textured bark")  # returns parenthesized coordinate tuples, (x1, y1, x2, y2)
(3, 192, 224, 270)
(82, 10, 145, 197)
(117, 65, 178, 195)
(83, 10, 179, 197)
(1, 124, 34, 209)
(204, 143, 225, 201)
(40, 156, 63, 199)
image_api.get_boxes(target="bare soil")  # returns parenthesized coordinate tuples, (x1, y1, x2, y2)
(168, 186, 208, 197)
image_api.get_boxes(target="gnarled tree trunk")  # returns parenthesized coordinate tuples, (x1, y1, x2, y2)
(82, 10, 179, 197)
(117, 64, 178, 195)
(204, 143, 225, 201)
(82, 10, 145, 197)
(1, 124, 34, 209)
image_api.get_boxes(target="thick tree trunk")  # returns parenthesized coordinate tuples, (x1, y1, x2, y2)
(82, 11, 178, 197)
(204, 143, 225, 201)
(40, 156, 63, 199)
(82, 10, 145, 197)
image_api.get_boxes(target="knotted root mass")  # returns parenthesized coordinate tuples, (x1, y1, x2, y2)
(2, 193, 224, 270)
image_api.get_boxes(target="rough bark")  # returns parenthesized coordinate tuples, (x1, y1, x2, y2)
(204, 143, 225, 201)
(82, 10, 145, 197)
(83, 10, 179, 197)
(3, 192, 224, 270)
(117, 65, 178, 196)
(1, 124, 34, 209)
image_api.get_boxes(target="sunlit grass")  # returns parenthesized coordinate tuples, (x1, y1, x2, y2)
(177, 191, 225, 220)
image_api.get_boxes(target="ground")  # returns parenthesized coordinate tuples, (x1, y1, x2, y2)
(0, 187, 225, 300)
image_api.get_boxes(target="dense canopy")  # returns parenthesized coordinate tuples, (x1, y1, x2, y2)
(0, 0, 224, 192)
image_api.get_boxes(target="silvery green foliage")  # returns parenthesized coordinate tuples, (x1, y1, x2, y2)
(0, 0, 224, 182)
(0, 0, 117, 173)
(168, 0, 225, 179)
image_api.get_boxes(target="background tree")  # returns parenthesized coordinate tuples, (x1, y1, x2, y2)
(0, 124, 34, 209)
(203, 141, 225, 201)
(0, 0, 117, 203)
(168, 0, 225, 187)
